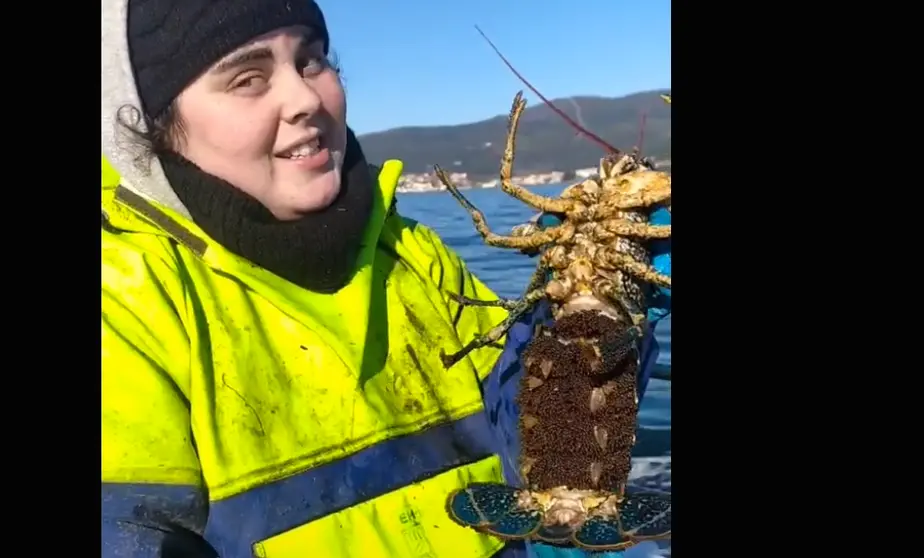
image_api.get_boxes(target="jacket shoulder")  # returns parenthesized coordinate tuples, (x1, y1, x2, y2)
(102, 224, 192, 380)
(102, 223, 186, 301)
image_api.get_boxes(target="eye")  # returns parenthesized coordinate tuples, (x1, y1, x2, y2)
(299, 56, 328, 78)
(230, 72, 268, 93)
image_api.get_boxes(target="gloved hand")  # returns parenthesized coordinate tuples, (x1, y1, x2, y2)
(481, 207, 671, 558)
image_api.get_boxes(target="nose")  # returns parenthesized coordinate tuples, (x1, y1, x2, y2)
(278, 68, 323, 123)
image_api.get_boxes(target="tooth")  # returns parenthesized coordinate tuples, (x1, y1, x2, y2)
(526, 376, 544, 390)
(286, 140, 322, 158)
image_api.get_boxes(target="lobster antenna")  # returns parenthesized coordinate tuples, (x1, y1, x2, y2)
(637, 108, 649, 155)
(474, 25, 620, 155)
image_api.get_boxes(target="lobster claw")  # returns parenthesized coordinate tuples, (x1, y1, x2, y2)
(447, 483, 542, 539)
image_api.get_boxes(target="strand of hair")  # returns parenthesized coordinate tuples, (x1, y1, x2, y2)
(474, 25, 620, 155)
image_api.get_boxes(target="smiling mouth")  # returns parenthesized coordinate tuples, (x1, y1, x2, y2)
(278, 135, 326, 159)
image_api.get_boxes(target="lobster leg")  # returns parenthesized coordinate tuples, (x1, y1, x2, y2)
(498, 93, 574, 214)
(595, 249, 672, 289)
(595, 172, 672, 217)
(434, 166, 565, 250)
(596, 195, 671, 218)
(602, 219, 671, 239)
(441, 287, 547, 368)
(601, 191, 672, 213)
(447, 264, 550, 311)
(446, 292, 521, 310)
(522, 262, 552, 294)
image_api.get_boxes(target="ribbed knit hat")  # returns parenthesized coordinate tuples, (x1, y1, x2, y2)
(127, 0, 330, 119)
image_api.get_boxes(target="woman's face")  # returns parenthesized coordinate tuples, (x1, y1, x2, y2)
(175, 26, 346, 220)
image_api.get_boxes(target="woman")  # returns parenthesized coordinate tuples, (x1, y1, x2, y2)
(101, 1, 670, 557)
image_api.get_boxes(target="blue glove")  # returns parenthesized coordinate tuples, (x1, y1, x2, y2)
(646, 207, 671, 323)
(481, 207, 671, 558)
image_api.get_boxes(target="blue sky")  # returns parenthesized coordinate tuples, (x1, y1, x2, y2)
(321, 0, 671, 134)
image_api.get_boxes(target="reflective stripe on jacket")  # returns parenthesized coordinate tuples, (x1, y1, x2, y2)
(102, 157, 513, 558)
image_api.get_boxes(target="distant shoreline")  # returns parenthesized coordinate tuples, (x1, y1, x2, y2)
(394, 159, 670, 195)
(396, 182, 568, 195)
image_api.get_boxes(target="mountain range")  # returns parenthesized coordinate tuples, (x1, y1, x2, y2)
(358, 89, 671, 181)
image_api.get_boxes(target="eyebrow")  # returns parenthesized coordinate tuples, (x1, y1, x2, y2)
(211, 46, 275, 75)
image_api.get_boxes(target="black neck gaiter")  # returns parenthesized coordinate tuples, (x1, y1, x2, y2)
(161, 128, 375, 293)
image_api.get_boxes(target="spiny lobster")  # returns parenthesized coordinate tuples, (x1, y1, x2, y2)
(434, 28, 672, 552)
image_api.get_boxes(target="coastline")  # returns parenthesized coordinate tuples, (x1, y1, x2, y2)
(394, 159, 670, 195)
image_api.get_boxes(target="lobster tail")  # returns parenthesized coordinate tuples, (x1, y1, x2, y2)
(517, 311, 640, 492)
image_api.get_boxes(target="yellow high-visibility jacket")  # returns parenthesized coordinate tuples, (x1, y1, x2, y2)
(102, 157, 515, 558)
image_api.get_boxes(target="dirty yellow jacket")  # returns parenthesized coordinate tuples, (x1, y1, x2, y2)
(101, 157, 513, 558)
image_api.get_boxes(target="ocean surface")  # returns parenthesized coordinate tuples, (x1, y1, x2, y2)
(398, 183, 671, 556)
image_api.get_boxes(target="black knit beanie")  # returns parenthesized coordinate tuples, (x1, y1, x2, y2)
(127, 0, 330, 119)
